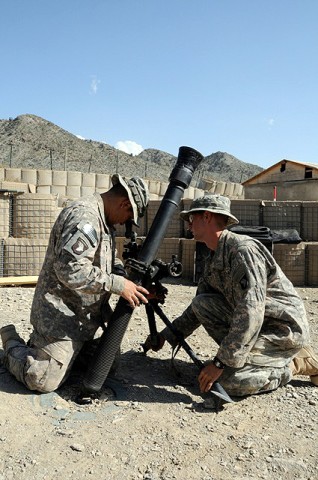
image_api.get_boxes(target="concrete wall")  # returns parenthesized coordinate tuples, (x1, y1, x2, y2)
(244, 181, 318, 201)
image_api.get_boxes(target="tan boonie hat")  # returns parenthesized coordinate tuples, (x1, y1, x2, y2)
(180, 194, 239, 226)
(111, 174, 149, 226)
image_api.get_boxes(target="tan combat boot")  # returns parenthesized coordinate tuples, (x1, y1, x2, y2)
(292, 346, 318, 386)
(0, 324, 25, 352)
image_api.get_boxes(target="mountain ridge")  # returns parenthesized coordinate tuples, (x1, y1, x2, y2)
(0, 114, 263, 184)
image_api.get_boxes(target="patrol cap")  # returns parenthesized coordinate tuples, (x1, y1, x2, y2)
(180, 194, 239, 226)
(111, 174, 149, 226)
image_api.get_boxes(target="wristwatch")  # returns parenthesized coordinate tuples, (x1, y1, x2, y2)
(212, 356, 226, 369)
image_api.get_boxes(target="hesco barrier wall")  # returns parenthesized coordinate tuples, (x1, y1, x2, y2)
(0, 167, 244, 201)
(1, 174, 318, 286)
(3, 238, 48, 277)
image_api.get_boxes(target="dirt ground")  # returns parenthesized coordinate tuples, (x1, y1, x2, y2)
(0, 280, 317, 480)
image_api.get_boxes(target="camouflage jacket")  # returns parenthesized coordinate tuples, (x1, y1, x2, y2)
(165, 230, 309, 368)
(30, 193, 125, 342)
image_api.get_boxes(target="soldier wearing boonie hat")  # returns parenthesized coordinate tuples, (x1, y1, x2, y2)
(111, 174, 149, 227)
(144, 193, 318, 401)
(1, 173, 150, 393)
(180, 194, 239, 226)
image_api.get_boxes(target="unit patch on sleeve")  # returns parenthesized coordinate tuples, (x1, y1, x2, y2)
(63, 228, 93, 259)
(71, 237, 89, 255)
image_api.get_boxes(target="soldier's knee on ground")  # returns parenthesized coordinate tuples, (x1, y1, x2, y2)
(24, 350, 66, 393)
(220, 364, 292, 397)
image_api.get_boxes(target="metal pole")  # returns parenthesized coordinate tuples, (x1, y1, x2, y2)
(9, 143, 13, 167)
(49, 149, 53, 170)
(64, 148, 68, 171)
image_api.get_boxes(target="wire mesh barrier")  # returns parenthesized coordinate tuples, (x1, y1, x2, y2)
(306, 244, 318, 286)
(2, 238, 48, 276)
(0, 238, 4, 277)
(302, 202, 318, 241)
(1, 186, 318, 285)
(230, 200, 263, 226)
(12, 193, 59, 238)
(0, 191, 54, 279)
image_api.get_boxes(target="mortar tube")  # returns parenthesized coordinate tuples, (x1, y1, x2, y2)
(82, 146, 204, 394)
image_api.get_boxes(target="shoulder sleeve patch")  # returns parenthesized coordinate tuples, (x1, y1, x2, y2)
(63, 229, 91, 258)
(78, 223, 98, 247)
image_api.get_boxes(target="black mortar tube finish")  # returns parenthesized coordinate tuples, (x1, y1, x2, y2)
(82, 146, 204, 394)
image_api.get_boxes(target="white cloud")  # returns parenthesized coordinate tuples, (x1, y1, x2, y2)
(268, 118, 275, 127)
(115, 140, 144, 156)
(90, 75, 100, 95)
(76, 135, 85, 140)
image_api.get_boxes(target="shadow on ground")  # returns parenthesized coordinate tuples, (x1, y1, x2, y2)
(0, 347, 203, 407)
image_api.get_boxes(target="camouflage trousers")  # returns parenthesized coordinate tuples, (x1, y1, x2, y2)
(163, 293, 296, 397)
(3, 330, 121, 393)
(3, 332, 85, 393)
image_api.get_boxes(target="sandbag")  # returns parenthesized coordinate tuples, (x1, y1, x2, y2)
(271, 229, 302, 244)
(228, 225, 273, 253)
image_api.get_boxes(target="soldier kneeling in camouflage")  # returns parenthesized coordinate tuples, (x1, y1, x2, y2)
(1, 174, 149, 393)
(145, 194, 318, 397)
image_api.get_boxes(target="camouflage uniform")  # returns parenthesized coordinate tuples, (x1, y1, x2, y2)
(162, 230, 310, 396)
(4, 193, 125, 392)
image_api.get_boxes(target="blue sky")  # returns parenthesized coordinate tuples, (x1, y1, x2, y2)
(1, 1, 317, 168)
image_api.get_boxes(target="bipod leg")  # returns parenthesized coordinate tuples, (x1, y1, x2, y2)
(141, 303, 162, 353)
(150, 301, 233, 406)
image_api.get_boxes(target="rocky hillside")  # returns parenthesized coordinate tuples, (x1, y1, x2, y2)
(0, 114, 263, 184)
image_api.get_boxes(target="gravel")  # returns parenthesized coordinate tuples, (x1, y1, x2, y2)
(0, 282, 317, 480)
